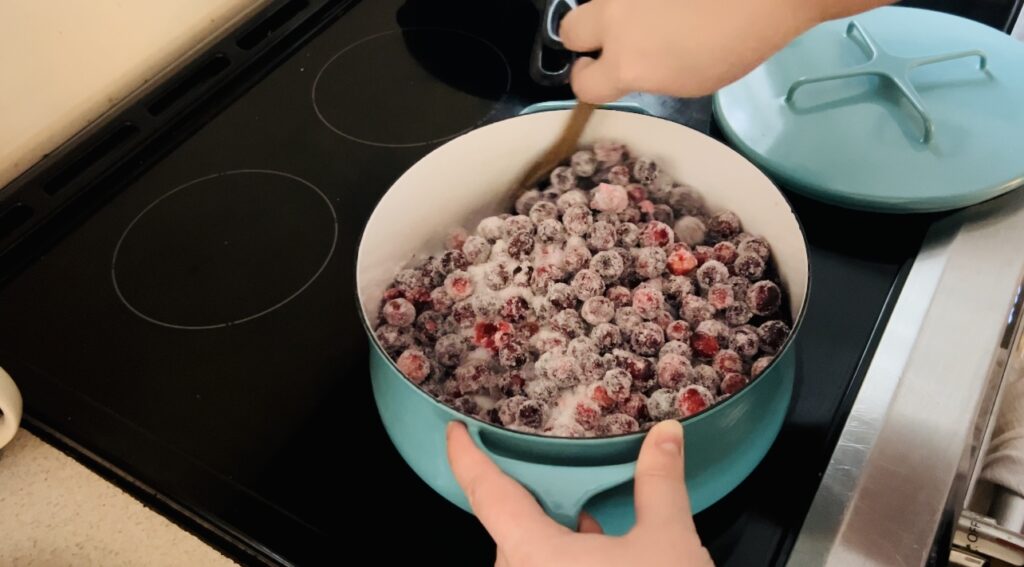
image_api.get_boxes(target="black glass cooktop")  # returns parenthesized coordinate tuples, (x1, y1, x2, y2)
(0, 0, 1007, 565)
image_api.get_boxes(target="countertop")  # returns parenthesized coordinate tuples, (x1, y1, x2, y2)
(0, 1, 267, 564)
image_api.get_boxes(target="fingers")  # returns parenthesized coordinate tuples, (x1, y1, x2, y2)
(570, 56, 628, 104)
(446, 422, 566, 550)
(632, 420, 695, 530)
(559, 1, 603, 52)
(578, 511, 604, 534)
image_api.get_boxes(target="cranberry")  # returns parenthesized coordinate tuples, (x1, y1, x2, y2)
(646, 389, 680, 420)
(697, 319, 730, 343)
(525, 378, 559, 402)
(692, 364, 721, 391)
(383, 287, 404, 301)
(680, 295, 715, 325)
(757, 320, 791, 353)
(434, 334, 467, 367)
(650, 204, 675, 226)
(747, 281, 782, 316)
(581, 296, 616, 325)
(632, 287, 664, 320)
(606, 165, 631, 186)
(713, 241, 738, 265)
(720, 372, 750, 396)
(691, 331, 720, 359)
(571, 150, 598, 177)
(677, 385, 714, 417)
(484, 261, 512, 291)
(557, 190, 589, 213)
(498, 339, 529, 368)
(587, 221, 616, 252)
(589, 383, 617, 410)
(632, 157, 659, 184)
(713, 350, 743, 375)
(535, 219, 566, 245)
(667, 184, 704, 216)
(657, 353, 693, 389)
(630, 322, 665, 356)
(383, 298, 416, 327)
(473, 320, 513, 352)
(477, 216, 505, 242)
(626, 183, 647, 203)
(571, 269, 606, 300)
(450, 396, 479, 416)
(504, 215, 535, 238)
(616, 222, 641, 247)
(674, 216, 707, 247)
(439, 250, 469, 274)
(751, 356, 775, 378)
(414, 310, 445, 342)
(593, 140, 626, 165)
(563, 205, 593, 236)
(660, 340, 693, 360)
(600, 413, 640, 435)
(501, 296, 530, 323)
(455, 362, 491, 395)
(506, 232, 535, 260)
(473, 295, 501, 319)
(549, 165, 576, 192)
(726, 275, 750, 298)
(620, 393, 650, 421)
(591, 323, 622, 351)
(729, 326, 760, 359)
(548, 355, 582, 388)
(397, 349, 431, 384)
(606, 285, 632, 308)
(462, 236, 491, 265)
(395, 268, 427, 291)
(738, 235, 771, 260)
(663, 275, 695, 302)
(515, 190, 543, 216)
(733, 253, 765, 280)
(516, 399, 549, 428)
(640, 221, 674, 248)
(376, 324, 413, 354)
(498, 396, 527, 426)
(590, 250, 625, 282)
(529, 201, 559, 224)
(723, 302, 753, 326)
(707, 283, 735, 310)
(666, 247, 699, 276)
(547, 282, 577, 310)
(574, 400, 603, 430)
(695, 260, 729, 290)
(552, 309, 586, 338)
(709, 211, 742, 240)
(446, 227, 469, 251)
(634, 247, 667, 279)
(665, 320, 692, 342)
(563, 240, 592, 273)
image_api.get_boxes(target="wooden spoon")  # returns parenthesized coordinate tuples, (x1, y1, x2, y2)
(508, 101, 596, 209)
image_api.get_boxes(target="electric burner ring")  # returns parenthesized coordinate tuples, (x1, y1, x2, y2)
(311, 28, 512, 148)
(111, 170, 338, 330)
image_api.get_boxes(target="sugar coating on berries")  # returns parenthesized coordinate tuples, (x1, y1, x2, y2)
(660, 340, 692, 360)
(525, 378, 559, 402)
(535, 219, 566, 245)
(593, 140, 625, 164)
(681, 295, 715, 325)
(587, 221, 616, 251)
(665, 320, 692, 343)
(434, 333, 467, 367)
(498, 396, 526, 425)
(506, 232, 535, 260)
(691, 331, 720, 359)
(616, 222, 640, 247)
(713, 350, 744, 375)
(729, 326, 760, 359)
(415, 310, 445, 342)
(397, 349, 431, 384)
(707, 283, 735, 310)
(738, 235, 771, 260)
(634, 247, 667, 279)
(376, 324, 413, 354)
(483, 261, 512, 290)
(677, 385, 715, 417)
(581, 296, 616, 325)
(632, 287, 664, 320)
(713, 241, 738, 265)
(606, 165, 631, 186)
(498, 339, 529, 368)
(620, 393, 649, 421)
(667, 247, 699, 276)
(626, 184, 647, 203)
(614, 306, 644, 334)
(473, 295, 501, 319)
(503, 215, 535, 238)
(758, 320, 790, 354)
(720, 372, 749, 396)
(548, 355, 582, 388)
(723, 302, 752, 326)
(600, 413, 640, 435)
(674, 216, 707, 246)
(574, 399, 604, 430)
(552, 309, 586, 338)
(515, 190, 542, 216)
(630, 322, 665, 356)
(632, 157, 659, 184)
(733, 253, 765, 280)
(696, 260, 729, 290)
(751, 356, 774, 378)
(657, 353, 693, 389)
(692, 364, 720, 391)
(383, 298, 416, 327)
(549, 165, 576, 192)
(450, 300, 476, 328)
(571, 269, 605, 300)
(439, 250, 469, 274)
(590, 250, 625, 282)
(747, 280, 782, 316)
(647, 389, 680, 420)
(556, 190, 589, 213)
(590, 183, 629, 213)
(651, 204, 674, 226)
(667, 184, 704, 216)
(640, 221, 674, 248)
(477, 216, 505, 242)
(591, 323, 622, 351)
(563, 205, 593, 237)
(571, 150, 597, 177)
(606, 286, 632, 308)
(462, 236, 491, 265)
(664, 276, 695, 302)
(697, 319, 730, 342)
(709, 211, 742, 240)
(547, 282, 577, 310)
(568, 336, 599, 359)
(562, 241, 592, 273)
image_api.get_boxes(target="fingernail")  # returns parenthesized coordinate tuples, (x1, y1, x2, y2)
(657, 420, 683, 454)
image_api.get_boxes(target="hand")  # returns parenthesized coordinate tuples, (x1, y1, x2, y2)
(446, 419, 715, 567)
(558, 0, 893, 103)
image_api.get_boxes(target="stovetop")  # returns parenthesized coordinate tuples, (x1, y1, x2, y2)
(0, 0, 1016, 565)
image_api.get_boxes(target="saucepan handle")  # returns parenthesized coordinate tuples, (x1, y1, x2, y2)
(465, 422, 637, 529)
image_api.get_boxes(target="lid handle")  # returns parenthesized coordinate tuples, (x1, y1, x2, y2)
(784, 20, 988, 144)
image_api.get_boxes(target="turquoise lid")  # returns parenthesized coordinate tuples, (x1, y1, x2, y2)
(713, 6, 1024, 213)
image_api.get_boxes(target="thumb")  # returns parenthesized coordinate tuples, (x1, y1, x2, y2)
(632, 420, 695, 531)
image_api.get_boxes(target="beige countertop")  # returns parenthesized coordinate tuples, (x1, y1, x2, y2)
(0, 1, 270, 564)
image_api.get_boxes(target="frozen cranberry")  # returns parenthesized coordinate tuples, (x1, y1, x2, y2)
(646, 389, 680, 420)
(713, 350, 743, 375)
(473, 320, 513, 352)
(665, 320, 692, 342)
(376, 324, 413, 354)
(660, 340, 692, 360)
(620, 393, 650, 421)
(691, 331, 720, 359)
(477, 216, 505, 242)
(535, 219, 566, 245)
(573, 399, 603, 430)
(395, 268, 427, 291)
(500, 296, 530, 323)
(434, 334, 467, 367)
(606, 285, 632, 308)
(652, 310, 674, 331)
(729, 326, 760, 359)
(526, 201, 557, 225)
(591, 323, 622, 351)
(709, 211, 742, 240)
(438, 250, 469, 275)
(587, 221, 616, 252)
(450, 396, 479, 416)
(498, 396, 526, 425)
(713, 241, 738, 265)
(567, 336, 598, 359)
(516, 399, 549, 429)
(581, 296, 615, 326)
(692, 364, 720, 391)
(549, 165, 576, 192)
(461, 236, 490, 265)
(571, 269, 605, 300)
(726, 275, 750, 298)
(455, 362, 492, 394)
(621, 206, 643, 225)
(680, 295, 715, 325)
(498, 339, 529, 368)
(632, 287, 664, 320)
(515, 189, 543, 215)
(634, 247, 667, 279)
(563, 205, 594, 236)
(527, 265, 561, 295)
(697, 319, 730, 343)
(614, 307, 643, 336)
(551, 355, 584, 388)
(663, 276, 695, 302)
(383, 298, 416, 327)
(606, 165, 631, 186)
(383, 287, 404, 302)
(571, 149, 598, 177)
(677, 385, 715, 417)
(733, 253, 765, 280)
(578, 352, 607, 384)
(524, 378, 558, 402)
(589, 250, 625, 282)
(720, 372, 749, 396)
(626, 183, 647, 203)
(547, 282, 577, 310)
(552, 309, 586, 338)
(590, 182, 629, 213)
(696, 260, 729, 290)
(506, 232, 535, 260)
(723, 302, 752, 326)
(414, 310, 445, 342)
(630, 322, 665, 356)
(484, 261, 512, 291)
(395, 345, 432, 382)
(611, 349, 653, 385)
(557, 190, 589, 212)
(674, 216, 707, 246)
(667, 184, 704, 216)
(650, 204, 675, 227)
(602, 368, 632, 400)
(751, 356, 774, 378)
(640, 221, 674, 249)
(758, 320, 790, 353)
(616, 222, 640, 247)
(595, 211, 618, 225)
(504, 215, 535, 238)
(473, 295, 501, 319)
(631, 157, 657, 184)
(593, 140, 626, 165)
(446, 227, 469, 251)
(666, 247, 699, 277)
(657, 353, 693, 389)
(707, 283, 735, 310)
(738, 235, 771, 260)
(747, 281, 782, 316)
(600, 414, 640, 436)
(563, 241, 593, 273)
(450, 300, 476, 328)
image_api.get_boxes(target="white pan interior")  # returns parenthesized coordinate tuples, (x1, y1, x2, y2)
(357, 110, 809, 324)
